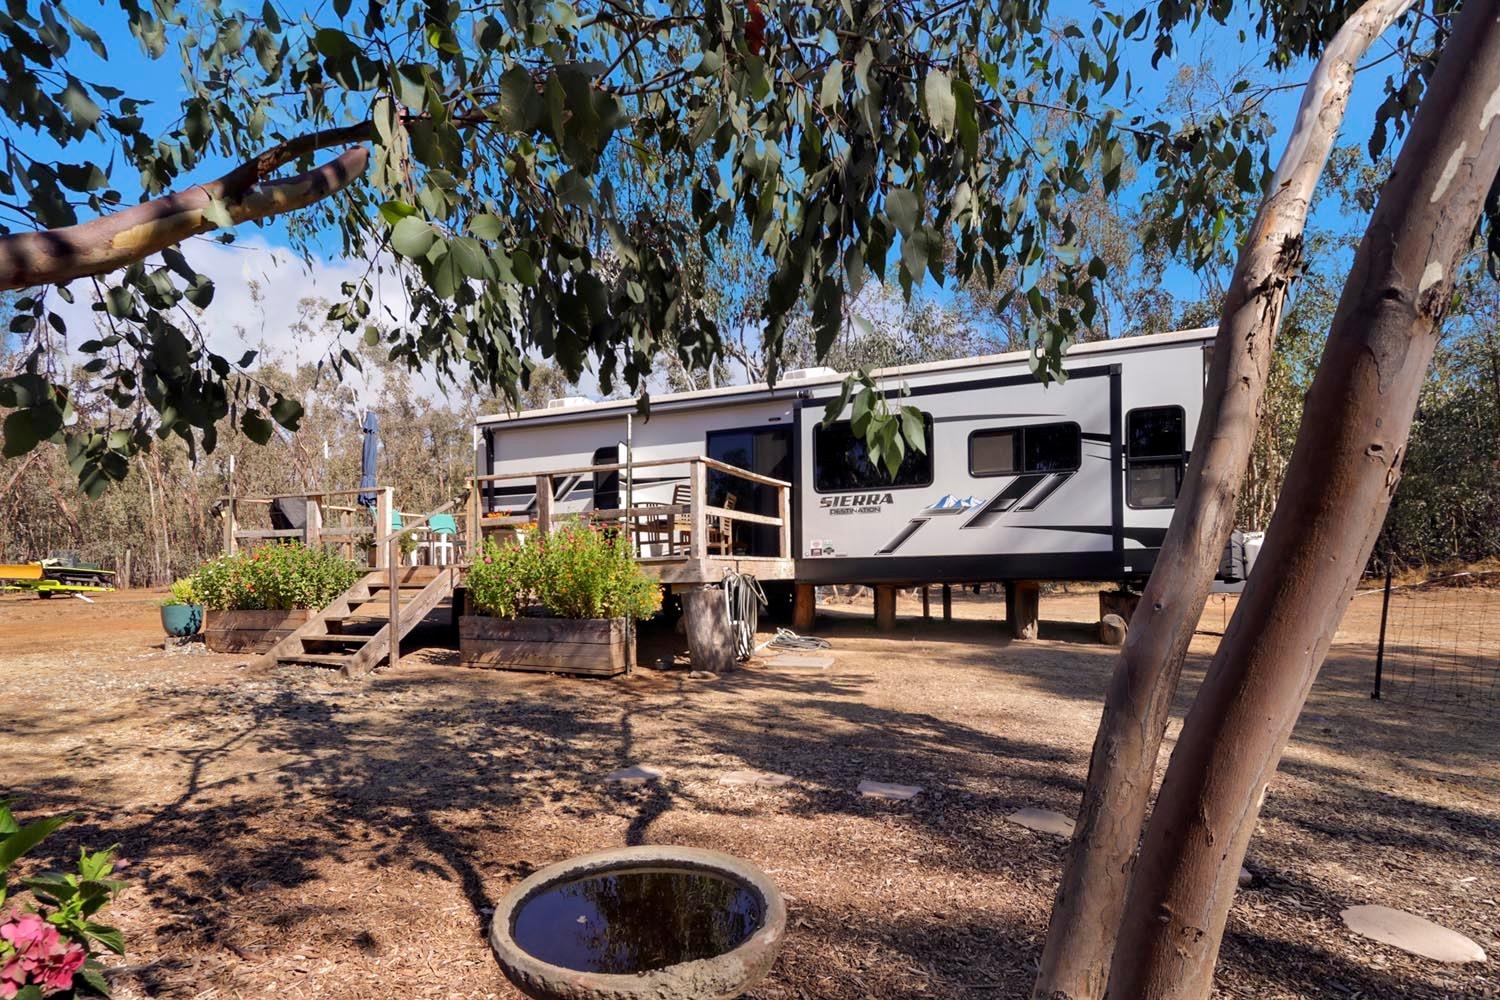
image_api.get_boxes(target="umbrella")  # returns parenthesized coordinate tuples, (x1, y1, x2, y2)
(357, 411, 379, 507)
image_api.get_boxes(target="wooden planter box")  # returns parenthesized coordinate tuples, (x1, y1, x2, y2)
(459, 615, 633, 677)
(204, 609, 315, 653)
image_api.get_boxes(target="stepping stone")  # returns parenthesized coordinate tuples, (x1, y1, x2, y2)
(858, 780, 922, 801)
(766, 653, 833, 671)
(718, 769, 794, 788)
(1005, 808, 1075, 838)
(1340, 905, 1486, 963)
(604, 765, 663, 785)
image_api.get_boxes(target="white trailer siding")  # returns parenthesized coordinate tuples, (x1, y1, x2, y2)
(476, 328, 1213, 584)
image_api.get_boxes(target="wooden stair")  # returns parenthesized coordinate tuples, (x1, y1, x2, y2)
(250, 565, 458, 677)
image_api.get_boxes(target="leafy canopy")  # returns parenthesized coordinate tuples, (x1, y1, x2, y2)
(1, 0, 1290, 489)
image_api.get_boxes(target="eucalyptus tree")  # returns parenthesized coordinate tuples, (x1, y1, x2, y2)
(0, 0, 1267, 494)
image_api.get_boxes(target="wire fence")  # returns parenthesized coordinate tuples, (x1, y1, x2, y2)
(1372, 569, 1500, 715)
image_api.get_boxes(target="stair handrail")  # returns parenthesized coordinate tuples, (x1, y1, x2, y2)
(379, 496, 461, 670)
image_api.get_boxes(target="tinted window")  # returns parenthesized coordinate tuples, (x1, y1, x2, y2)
(1126, 407, 1187, 508)
(1127, 463, 1181, 508)
(814, 416, 934, 492)
(969, 430, 1018, 475)
(970, 423, 1080, 476)
(1128, 407, 1185, 459)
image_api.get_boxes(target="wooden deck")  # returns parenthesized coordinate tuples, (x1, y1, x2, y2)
(466, 456, 796, 587)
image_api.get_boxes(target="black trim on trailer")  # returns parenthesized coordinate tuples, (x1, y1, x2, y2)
(877, 518, 929, 554)
(1109, 365, 1124, 558)
(932, 412, 1061, 423)
(795, 550, 1154, 585)
(802, 364, 1115, 408)
(962, 474, 1048, 528)
(1017, 472, 1075, 512)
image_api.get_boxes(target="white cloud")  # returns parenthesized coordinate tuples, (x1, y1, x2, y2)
(44, 236, 483, 408)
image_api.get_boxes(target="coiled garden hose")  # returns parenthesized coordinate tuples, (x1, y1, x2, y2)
(721, 570, 767, 660)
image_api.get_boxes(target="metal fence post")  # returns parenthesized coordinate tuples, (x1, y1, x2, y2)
(1372, 559, 1394, 700)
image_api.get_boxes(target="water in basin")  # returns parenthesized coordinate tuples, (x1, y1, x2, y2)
(511, 866, 764, 974)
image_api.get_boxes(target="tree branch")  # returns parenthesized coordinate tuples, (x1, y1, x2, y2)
(0, 142, 372, 292)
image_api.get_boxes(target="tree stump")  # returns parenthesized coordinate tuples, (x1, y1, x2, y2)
(1099, 613, 1128, 646)
(1005, 580, 1040, 640)
(681, 586, 736, 673)
(1099, 588, 1141, 623)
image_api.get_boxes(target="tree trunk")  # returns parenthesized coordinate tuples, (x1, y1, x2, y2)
(1032, 3, 1416, 996)
(1107, 6, 1500, 996)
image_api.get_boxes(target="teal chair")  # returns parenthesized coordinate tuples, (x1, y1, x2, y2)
(427, 513, 458, 565)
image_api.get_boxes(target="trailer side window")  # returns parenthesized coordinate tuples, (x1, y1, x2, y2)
(969, 422, 1081, 476)
(813, 415, 934, 492)
(1126, 406, 1186, 508)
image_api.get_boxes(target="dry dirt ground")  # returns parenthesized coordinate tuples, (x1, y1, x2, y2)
(1, 584, 1496, 999)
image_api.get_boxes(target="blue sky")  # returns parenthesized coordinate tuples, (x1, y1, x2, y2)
(12, 1, 1413, 398)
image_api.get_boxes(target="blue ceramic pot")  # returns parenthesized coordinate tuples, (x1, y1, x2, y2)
(161, 603, 204, 637)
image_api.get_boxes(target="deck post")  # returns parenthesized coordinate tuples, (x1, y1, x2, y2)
(942, 583, 952, 621)
(1005, 580, 1041, 640)
(874, 584, 898, 631)
(374, 489, 393, 569)
(681, 584, 736, 673)
(921, 586, 931, 620)
(222, 497, 237, 556)
(689, 461, 707, 561)
(776, 480, 791, 558)
(388, 536, 400, 670)
(535, 475, 553, 537)
(467, 480, 480, 557)
(793, 583, 816, 631)
(304, 495, 323, 549)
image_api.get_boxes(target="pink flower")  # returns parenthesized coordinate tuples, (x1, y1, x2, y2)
(36, 942, 85, 992)
(1, 912, 57, 962)
(1, 957, 25, 999)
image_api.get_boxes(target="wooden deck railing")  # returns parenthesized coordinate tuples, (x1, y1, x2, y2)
(465, 456, 792, 565)
(219, 486, 397, 567)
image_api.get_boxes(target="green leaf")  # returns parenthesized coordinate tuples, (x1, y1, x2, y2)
(0, 813, 72, 873)
(819, 61, 843, 109)
(468, 213, 503, 240)
(379, 200, 418, 225)
(60, 81, 101, 129)
(240, 410, 273, 445)
(390, 216, 436, 258)
(885, 189, 918, 237)
(269, 397, 303, 431)
(448, 237, 489, 280)
(923, 69, 956, 140)
(202, 197, 233, 229)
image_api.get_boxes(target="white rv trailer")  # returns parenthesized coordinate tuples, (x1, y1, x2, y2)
(474, 327, 1216, 588)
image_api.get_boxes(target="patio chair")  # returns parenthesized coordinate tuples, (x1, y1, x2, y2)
(426, 513, 459, 566)
(632, 501, 674, 557)
(674, 488, 737, 556)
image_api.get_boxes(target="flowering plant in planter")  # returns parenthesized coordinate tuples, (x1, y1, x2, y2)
(468, 523, 660, 621)
(0, 802, 125, 998)
(189, 544, 359, 611)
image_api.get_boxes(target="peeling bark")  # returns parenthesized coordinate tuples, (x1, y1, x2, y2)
(1032, 3, 1417, 997)
(0, 146, 370, 292)
(1107, 3, 1500, 996)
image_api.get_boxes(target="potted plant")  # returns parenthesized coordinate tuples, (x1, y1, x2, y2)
(159, 578, 204, 638)
(189, 543, 360, 653)
(460, 523, 661, 677)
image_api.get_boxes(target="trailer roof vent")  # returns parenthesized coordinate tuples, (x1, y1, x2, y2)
(545, 395, 592, 410)
(780, 366, 839, 382)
